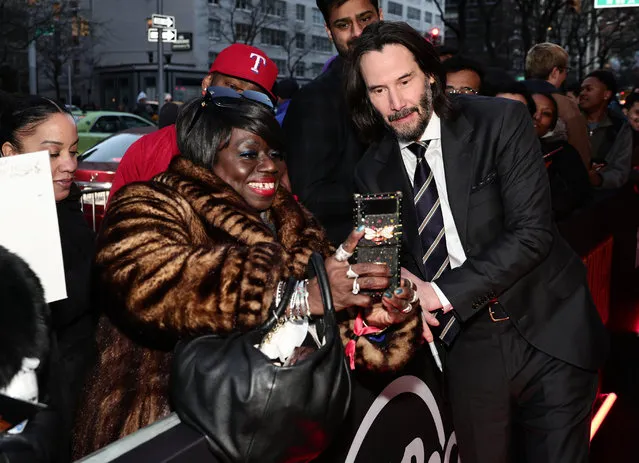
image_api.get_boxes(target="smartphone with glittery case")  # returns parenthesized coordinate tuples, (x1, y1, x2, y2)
(353, 192, 403, 300)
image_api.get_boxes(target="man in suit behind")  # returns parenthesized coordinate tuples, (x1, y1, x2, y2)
(283, 0, 382, 246)
(345, 21, 608, 463)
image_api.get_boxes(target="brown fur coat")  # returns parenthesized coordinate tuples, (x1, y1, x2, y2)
(72, 158, 420, 458)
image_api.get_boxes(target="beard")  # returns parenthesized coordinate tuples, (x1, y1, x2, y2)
(382, 84, 434, 143)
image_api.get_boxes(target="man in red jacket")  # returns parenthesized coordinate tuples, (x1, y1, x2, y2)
(108, 43, 279, 202)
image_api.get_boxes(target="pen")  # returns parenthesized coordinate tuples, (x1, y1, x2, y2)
(421, 310, 443, 372)
(428, 341, 443, 372)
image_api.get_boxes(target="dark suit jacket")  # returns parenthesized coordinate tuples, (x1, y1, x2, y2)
(355, 96, 608, 371)
(283, 57, 367, 246)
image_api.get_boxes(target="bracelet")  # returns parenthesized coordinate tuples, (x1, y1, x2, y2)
(275, 280, 286, 308)
(287, 279, 310, 320)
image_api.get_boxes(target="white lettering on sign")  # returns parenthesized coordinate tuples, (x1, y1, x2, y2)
(402, 438, 426, 463)
(249, 53, 267, 74)
(345, 375, 460, 463)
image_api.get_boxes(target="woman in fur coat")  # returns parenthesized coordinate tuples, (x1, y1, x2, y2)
(73, 91, 423, 458)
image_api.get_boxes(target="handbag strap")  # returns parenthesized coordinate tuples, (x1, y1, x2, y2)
(258, 276, 297, 336)
(308, 252, 337, 344)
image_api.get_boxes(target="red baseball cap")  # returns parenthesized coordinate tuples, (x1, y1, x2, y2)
(209, 44, 278, 100)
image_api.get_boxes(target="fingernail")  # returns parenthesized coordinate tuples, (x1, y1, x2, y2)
(395, 288, 403, 295)
(383, 291, 392, 298)
(356, 225, 365, 232)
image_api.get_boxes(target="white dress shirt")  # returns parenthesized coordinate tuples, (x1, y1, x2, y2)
(398, 113, 467, 307)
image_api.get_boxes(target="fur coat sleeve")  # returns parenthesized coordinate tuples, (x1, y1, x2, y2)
(98, 158, 420, 370)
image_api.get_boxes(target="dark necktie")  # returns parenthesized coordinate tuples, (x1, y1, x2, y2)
(408, 141, 450, 280)
(408, 141, 459, 346)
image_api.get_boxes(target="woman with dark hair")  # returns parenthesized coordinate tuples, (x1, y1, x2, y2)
(494, 81, 537, 116)
(344, 21, 452, 143)
(0, 93, 96, 461)
(530, 91, 591, 219)
(72, 89, 423, 458)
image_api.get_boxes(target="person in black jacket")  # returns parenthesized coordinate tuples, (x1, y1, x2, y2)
(0, 246, 65, 463)
(346, 22, 607, 462)
(0, 93, 96, 461)
(282, 0, 382, 246)
(530, 91, 591, 220)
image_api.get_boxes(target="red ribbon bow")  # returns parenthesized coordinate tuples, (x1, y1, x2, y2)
(344, 312, 383, 370)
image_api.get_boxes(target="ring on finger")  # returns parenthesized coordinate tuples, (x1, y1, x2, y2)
(352, 276, 360, 295)
(346, 265, 359, 279)
(334, 244, 353, 262)
(401, 301, 414, 314)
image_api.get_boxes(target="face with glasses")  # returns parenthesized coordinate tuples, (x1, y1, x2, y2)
(445, 69, 481, 96)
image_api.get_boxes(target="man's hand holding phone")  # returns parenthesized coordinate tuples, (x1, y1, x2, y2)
(401, 267, 449, 343)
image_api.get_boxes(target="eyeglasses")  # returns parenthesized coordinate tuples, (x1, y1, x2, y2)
(446, 86, 478, 96)
(186, 86, 275, 135)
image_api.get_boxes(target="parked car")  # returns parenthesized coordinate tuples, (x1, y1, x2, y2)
(76, 111, 156, 153)
(76, 126, 157, 230)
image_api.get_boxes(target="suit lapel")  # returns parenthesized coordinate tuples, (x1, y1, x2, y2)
(371, 134, 426, 279)
(364, 112, 476, 278)
(441, 112, 475, 249)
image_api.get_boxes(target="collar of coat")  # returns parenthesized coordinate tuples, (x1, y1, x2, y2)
(154, 156, 331, 273)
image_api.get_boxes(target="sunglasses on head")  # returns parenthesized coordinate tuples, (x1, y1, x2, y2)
(186, 86, 275, 135)
(206, 86, 275, 112)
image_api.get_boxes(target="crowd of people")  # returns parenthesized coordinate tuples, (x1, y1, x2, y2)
(1, 0, 638, 461)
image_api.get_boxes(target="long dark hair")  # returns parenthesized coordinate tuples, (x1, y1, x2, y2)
(0, 91, 69, 152)
(344, 21, 452, 143)
(176, 95, 285, 168)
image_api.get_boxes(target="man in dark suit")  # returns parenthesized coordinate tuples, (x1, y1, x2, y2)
(345, 21, 608, 463)
(283, 0, 382, 245)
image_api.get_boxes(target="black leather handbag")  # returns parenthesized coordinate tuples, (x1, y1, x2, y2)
(170, 252, 352, 463)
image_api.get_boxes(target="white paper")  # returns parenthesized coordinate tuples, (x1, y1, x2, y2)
(0, 151, 67, 302)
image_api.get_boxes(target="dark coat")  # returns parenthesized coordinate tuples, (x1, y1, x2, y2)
(540, 138, 592, 220)
(283, 57, 368, 246)
(355, 96, 609, 372)
(0, 185, 96, 463)
(51, 185, 97, 427)
(72, 157, 421, 458)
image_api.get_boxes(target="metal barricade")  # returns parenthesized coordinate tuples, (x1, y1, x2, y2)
(75, 413, 215, 462)
(78, 182, 111, 232)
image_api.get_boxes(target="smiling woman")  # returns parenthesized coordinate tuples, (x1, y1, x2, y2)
(0, 92, 96, 462)
(72, 91, 423, 459)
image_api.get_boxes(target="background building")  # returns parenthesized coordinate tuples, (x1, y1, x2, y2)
(21, 0, 445, 108)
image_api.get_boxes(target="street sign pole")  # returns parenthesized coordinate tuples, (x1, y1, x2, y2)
(157, 0, 164, 111)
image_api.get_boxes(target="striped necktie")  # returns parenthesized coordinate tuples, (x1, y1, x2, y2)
(408, 141, 459, 346)
(408, 141, 450, 280)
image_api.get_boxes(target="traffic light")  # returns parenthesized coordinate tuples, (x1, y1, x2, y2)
(428, 27, 441, 46)
(52, 1, 61, 20)
(567, 0, 581, 13)
(71, 16, 79, 45)
(80, 18, 90, 37)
